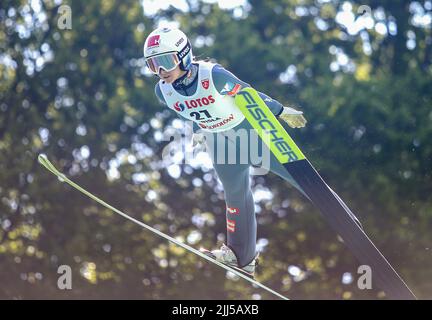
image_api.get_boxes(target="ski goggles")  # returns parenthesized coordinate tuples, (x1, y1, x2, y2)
(145, 52, 180, 74)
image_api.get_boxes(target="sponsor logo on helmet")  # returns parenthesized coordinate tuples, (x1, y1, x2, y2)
(147, 35, 160, 48)
(173, 95, 215, 112)
(161, 27, 171, 33)
(201, 79, 210, 89)
(175, 38, 184, 47)
(178, 42, 191, 59)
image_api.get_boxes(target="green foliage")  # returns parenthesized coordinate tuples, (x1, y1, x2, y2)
(0, 0, 431, 299)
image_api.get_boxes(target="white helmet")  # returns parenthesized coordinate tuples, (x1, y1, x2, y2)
(143, 27, 193, 74)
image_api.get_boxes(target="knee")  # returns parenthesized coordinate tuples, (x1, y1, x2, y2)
(214, 166, 250, 192)
(224, 176, 250, 197)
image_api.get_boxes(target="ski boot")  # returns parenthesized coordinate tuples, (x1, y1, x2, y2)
(200, 243, 258, 278)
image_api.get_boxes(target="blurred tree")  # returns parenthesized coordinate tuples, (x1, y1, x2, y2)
(0, 0, 431, 299)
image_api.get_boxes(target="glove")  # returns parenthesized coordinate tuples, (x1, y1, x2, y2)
(278, 106, 307, 128)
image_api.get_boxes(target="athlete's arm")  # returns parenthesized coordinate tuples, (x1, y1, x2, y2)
(212, 65, 306, 128)
(212, 64, 285, 116)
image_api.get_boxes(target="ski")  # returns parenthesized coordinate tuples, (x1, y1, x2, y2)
(235, 87, 416, 300)
(38, 154, 289, 300)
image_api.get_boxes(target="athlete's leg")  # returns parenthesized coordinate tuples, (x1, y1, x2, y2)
(206, 131, 257, 267)
(212, 162, 257, 267)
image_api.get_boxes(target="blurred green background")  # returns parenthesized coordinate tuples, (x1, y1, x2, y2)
(0, 0, 431, 299)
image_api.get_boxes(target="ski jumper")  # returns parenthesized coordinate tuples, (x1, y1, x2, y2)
(156, 61, 358, 267)
(155, 61, 296, 266)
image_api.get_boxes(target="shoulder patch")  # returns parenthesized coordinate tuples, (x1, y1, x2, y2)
(221, 82, 242, 96)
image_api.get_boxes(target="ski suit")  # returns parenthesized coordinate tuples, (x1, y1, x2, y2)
(155, 61, 359, 267)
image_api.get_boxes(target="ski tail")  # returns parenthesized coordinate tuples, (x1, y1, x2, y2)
(288, 159, 416, 299)
(235, 87, 416, 300)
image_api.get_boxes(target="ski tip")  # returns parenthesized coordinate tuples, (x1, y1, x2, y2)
(38, 154, 62, 178)
(38, 153, 54, 169)
(38, 153, 48, 163)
